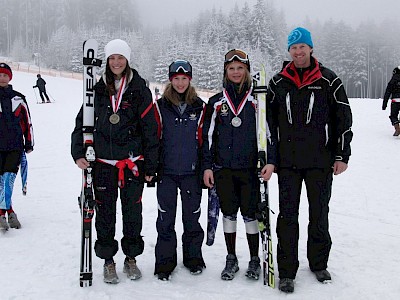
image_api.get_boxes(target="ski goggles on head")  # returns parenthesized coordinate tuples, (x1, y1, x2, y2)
(169, 60, 192, 75)
(224, 49, 249, 64)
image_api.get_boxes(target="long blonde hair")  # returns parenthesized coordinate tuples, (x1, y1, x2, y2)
(223, 63, 252, 93)
(163, 82, 198, 106)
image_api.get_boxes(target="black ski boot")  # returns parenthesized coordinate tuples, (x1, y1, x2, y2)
(279, 278, 294, 293)
(245, 256, 261, 280)
(313, 269, 331, 283)
(221, 254, 239, 280)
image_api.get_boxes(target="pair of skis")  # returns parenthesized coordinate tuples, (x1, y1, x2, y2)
(206, 65, 275, 288)
(253, 66, 275, 288)
(79, 39, 102, 287)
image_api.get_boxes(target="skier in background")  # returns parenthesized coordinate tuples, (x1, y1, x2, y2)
(261, 27, 353, 293)
(202, 49, 262, 282)
(153, 60, 206, 281)
(0, 62, 34, 231)
(71, 39, 159, 284)
(382, 66, 400, 136)
(33, 74, 51, 103)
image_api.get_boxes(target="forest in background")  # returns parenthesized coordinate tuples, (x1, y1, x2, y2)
(0, 0, 399, 98)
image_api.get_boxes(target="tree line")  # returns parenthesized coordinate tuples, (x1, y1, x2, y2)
(0, 0, 399, 98)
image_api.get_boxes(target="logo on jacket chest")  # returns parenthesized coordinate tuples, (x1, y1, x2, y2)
(189, 112, 197, 121)
(220, 103, 229, 116)
(308, 86, 322, 90)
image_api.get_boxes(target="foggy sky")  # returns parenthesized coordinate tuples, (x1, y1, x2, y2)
(136, 0, 399, 28)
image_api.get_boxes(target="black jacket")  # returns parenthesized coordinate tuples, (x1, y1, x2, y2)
(383, 73, 400, 108)
(34, 77, 47, 92)
(71, 68, 159, 176)
(0, 85, 34, 152)
(156, 95, 205, 175)
(202, 84, 258, 170)
(266, 57, 353, 169)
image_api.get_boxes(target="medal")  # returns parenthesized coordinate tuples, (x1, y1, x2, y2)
(109, 113, 120, 124)
(109, 76, 126, 125)
(222, 88, 252, 129)
(231, 116, 242, 127)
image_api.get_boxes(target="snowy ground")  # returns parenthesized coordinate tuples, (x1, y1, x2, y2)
(1, 71, 399, 300)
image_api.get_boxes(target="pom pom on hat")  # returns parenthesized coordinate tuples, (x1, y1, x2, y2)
(287, 27, 313, 51)
(0, 63, 12, 80)
(104, 39, 131, 62)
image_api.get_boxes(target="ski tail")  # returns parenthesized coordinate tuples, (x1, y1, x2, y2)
(206, 184, 220, 246)
(79, 39, 101, 287)
(20, 152, 28, 195)
(253, 65, 275, 288)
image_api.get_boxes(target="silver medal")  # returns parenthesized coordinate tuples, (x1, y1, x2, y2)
(109, 113, 120, 124)
(231, 116, 242, 127)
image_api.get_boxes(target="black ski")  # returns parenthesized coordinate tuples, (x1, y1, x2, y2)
(79, 39, 101, 287)
(253, 65, 275, 288)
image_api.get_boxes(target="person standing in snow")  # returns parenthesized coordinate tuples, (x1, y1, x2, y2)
(382, 66, 400, 136)
(33, 74, 51, 103)
(202, 49, 262, 281)
(0, 62, 34, 231)
(261, 27, 353, 293)
(71, 39, 159, 284)
(153, 60, 206, 281)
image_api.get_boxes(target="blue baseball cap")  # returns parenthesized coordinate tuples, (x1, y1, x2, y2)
(287, 27, 313, 51)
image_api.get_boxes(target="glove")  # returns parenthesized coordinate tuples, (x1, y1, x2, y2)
(382, 102, 387, 110)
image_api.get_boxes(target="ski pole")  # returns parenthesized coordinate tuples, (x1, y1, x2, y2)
(33, 87, 39, 104)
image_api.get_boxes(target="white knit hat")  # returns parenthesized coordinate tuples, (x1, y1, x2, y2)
(104, 39, 131, 62)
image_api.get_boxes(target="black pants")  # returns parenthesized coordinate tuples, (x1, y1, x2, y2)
(389, 102, 400, 125)
(154, 174, 204, 274)
(93, 163, 145, 260)
(39, 90, 50, 102)
(0, 150, 21, 174)
(276, 167, 333, 279)
(215, 168, 259, 218)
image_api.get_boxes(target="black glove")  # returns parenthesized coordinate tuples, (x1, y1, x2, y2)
(382, 104, 387, 110)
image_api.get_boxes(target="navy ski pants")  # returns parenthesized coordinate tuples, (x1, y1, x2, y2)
(154, 174, 205, 274)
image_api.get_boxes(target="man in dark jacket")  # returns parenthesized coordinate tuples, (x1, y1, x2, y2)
(382, 66, 400, 136)
(261, 27, 353, 293)
(33, 74, 50, 103)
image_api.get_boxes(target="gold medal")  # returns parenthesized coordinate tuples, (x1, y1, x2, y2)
(109, 113, 120, 124)
(231, 116, 242, 127)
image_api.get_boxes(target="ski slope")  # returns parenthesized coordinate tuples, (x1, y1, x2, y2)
(1, 70, 399, 300)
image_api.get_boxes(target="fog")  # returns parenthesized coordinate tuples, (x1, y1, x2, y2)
(136, 0, 399, 28)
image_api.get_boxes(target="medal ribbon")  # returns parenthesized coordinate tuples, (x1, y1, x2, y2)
(222, 88, 252, 117)
(109, 76, 126, 113)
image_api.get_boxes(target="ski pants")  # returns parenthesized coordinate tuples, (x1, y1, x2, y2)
(39, 89, 50, 102)
(93, 162, 145, 260)
(214, 168, 259, 219)
(0, 150, 21, 210)
(276, 167, 333, 279)
(154, 174, 205, 274)
(389, 102, 400, 125)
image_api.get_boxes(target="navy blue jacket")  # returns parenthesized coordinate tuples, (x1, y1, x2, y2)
(156, 95, 205, 175)
(202, 84, 258, 171)
(0, 85, 34, 152)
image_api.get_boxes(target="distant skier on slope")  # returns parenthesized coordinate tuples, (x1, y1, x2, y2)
(33, 74, 51, 103)
(382, 66, 400, 136)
